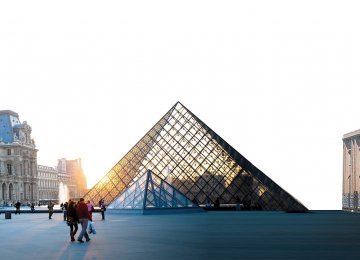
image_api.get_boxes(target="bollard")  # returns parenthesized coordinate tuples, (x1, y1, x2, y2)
(5, 212, 11, 219)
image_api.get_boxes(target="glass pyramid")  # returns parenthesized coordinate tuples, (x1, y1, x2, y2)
(85, 102, 307, 212)
(108, 170, 201, 213)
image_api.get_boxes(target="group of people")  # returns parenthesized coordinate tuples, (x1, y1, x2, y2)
(66, 198, 92, 242)
(13, 201, 36, 214)
(12, 198, 106, 243)
(57, 198, 106, 243)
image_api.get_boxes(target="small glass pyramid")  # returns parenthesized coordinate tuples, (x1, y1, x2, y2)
(108, 170, 202, 214)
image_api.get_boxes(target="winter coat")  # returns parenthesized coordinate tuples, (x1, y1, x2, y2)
(67, 205, 79, 223)
(76, 201, 91, 220)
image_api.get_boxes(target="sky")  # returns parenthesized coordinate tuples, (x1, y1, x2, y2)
(1, 1, 359, 210)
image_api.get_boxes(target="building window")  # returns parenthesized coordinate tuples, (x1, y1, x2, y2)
(7, 164, 12, 175)
(7, 149, 11, 155)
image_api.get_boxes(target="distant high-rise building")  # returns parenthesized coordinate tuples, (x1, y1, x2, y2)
(0, 110, 38, 205)
(343, 130, 360, 211)
(57, 158, 87, 199)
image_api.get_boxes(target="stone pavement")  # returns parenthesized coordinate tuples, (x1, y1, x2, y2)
(0, 210, 360, 260)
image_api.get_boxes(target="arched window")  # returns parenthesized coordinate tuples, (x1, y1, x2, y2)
(9, 183, 13, 201)
(7, 163, 12, 175)
(2, 183, 6, 200)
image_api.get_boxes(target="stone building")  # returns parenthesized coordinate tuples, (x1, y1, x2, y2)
(343, 130, 360, 211)
(0, 110, 38, 206)
(0, 110, 87, 206)
(37, 165, 59, 204)
(37, 158, 87, 204)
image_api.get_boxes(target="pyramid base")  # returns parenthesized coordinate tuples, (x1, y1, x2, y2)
(107, 207, 204, 215)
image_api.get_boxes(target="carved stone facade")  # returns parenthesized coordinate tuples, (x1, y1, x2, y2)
(37, 165, 59, 204)
(0, 110, 38, 205)
(343, 130, 360, 211)
(0, 110, 87, 206)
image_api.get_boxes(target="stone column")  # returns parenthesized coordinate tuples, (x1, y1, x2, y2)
(24, 182, 27, 201)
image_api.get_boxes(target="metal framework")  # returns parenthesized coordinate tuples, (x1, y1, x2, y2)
(85, 102, 307, 211)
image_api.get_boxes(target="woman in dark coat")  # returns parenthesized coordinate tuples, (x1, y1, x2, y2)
(66, 200, 79, 242)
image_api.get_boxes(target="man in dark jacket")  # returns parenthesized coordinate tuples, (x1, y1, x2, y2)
(76, 198, 92, 243)
(15, 201, 21, 214)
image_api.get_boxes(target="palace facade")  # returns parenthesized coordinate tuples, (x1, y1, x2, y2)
(0, 110, 38, 205)
(343, 129, 360, 211)
(0, 110, 87, 206)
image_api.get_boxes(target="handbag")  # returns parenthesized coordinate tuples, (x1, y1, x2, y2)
(88, 221, 97, 234)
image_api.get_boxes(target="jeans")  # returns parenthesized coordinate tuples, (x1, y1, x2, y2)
(78, 219, 90, 241)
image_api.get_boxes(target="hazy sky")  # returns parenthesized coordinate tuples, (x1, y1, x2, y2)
(1, 1, 359, 210)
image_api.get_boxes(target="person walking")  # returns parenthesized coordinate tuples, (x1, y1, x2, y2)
(86, 200, 94, 220)
(76, 198, 92, 243)
(63, 201, 69, 221)
(99, 199, 106, 220)
(15, 201, 21, 214)
(66, 200, 79, 242)
(48, 201, 54, 219)
(30, 202, 35, 212)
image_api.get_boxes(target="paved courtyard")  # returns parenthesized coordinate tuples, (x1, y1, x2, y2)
(0, 210, 359, 260)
